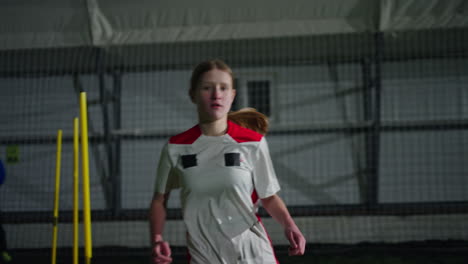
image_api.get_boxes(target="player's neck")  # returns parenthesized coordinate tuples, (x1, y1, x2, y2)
(199, 117, 228, 137)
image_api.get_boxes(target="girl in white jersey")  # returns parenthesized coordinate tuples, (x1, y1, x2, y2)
(150, 59, 306, 264)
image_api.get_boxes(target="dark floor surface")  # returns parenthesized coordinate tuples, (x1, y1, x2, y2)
(5, 241, 468, 264)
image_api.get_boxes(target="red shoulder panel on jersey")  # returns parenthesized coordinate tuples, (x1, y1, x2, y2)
(169, 125, 202, 144)
(227, 120, 263, 143)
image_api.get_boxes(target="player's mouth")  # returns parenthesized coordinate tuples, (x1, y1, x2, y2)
(211, 103, 222, 109)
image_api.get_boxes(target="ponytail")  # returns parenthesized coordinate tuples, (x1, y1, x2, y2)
(228, 108, 269, 135)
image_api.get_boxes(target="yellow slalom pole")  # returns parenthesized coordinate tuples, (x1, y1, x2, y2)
(73, 118, 80, 264)
(51, 129, 63, 264)
(80, 92, 93, 263)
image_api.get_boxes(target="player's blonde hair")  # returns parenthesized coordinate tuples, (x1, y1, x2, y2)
(190, 59, 269, 135)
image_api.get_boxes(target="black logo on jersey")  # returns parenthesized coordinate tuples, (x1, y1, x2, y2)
(181, 154, 197, 168)
(224, 153, 240, 166)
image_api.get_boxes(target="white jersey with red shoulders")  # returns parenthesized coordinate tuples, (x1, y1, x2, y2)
(154, 120, 280, 264)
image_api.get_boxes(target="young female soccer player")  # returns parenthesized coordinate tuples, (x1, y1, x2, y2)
(150, 59, 306, 264)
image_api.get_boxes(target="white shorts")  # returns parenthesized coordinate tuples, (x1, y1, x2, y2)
(188, 221, 278, 264)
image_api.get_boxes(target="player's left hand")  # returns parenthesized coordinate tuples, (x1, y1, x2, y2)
(284, 225, 306, 256)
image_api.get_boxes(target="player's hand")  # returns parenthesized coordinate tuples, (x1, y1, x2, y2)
(284, 225, 306, 256)
(152, 240, 173, 264)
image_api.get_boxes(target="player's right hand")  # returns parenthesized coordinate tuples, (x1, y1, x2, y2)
(284, 225, 306, 256)
(152, 240, 172, 264)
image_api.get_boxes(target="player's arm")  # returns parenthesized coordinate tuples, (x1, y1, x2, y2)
(261, 194, 306, 256)
(150, 192, 172, 263)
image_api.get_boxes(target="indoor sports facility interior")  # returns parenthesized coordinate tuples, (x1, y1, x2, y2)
(0, 1, 468, 263)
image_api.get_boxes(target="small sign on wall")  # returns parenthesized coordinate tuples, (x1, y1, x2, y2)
(6, 145, 19, 164)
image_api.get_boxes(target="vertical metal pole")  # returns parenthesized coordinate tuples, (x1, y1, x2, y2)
(361, 58, 373, 204)
(368, 32, 384, 207)
(112, 71, 122, 216)
(97, 49, 114, 210)
(73, 72, 109, 210)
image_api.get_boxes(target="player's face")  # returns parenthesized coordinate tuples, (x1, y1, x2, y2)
(193, 69, 236, 122)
